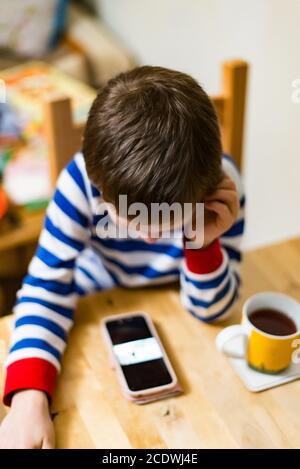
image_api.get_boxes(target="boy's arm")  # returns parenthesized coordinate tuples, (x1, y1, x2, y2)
(2, 154, 91, 406)
(180, 156, 245, 322)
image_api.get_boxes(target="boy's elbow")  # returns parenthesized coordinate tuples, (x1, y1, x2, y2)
(180, 277, 240, 323)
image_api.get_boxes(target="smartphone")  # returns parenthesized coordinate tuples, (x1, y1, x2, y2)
(102, 312, 178, 398)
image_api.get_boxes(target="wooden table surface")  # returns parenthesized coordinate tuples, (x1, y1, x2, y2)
(1, 237, 300, 449)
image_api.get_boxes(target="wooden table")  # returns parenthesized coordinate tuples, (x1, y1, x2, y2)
(1, 237, 300, 449)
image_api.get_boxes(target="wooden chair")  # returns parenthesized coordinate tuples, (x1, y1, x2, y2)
(43, 95, 87, 189)
(211, 59, 248, 170)
(44, 59, 248, 185)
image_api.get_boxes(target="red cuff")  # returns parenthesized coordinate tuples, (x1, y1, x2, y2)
(184, 238, 223, 274)
(2, 358, 58, 407)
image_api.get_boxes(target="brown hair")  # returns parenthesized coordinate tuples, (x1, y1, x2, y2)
(83, 65, 222, 210)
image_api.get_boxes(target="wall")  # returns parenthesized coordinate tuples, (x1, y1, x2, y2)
(97, 0, 300, 249)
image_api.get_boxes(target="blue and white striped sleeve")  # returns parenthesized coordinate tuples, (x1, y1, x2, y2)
(3, 154, 91, 406)
(180, 155, 245, 322)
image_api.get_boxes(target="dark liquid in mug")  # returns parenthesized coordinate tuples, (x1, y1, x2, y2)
(249, 309, 297, 336)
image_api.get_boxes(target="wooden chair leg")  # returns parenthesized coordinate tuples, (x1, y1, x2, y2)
(43, 96, 85, 189)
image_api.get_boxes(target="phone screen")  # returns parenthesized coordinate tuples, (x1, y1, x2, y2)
(106, 315, 173, 391)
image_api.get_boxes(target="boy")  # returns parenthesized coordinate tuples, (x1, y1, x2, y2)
(0, 66, 244, 448)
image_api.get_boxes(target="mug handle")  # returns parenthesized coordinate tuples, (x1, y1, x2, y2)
(216, 325, 248, 359)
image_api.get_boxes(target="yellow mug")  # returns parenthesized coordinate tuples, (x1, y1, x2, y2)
(216, 292, 300, 374)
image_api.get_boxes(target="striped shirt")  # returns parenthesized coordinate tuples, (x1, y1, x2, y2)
(3, 152, 245, 405)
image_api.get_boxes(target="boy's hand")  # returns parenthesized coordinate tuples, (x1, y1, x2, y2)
(202, 174, 239, 248)
(0, 389, 55, 449)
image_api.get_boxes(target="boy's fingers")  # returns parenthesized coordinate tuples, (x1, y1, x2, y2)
(215, 175, 237, 192)
(42, 435, 55, 449)
(42, 439, 54, 449)
(205, 200, 230, 219)
(205, 189, 237, 203)
(205, 191, 239, 218)
(205, 177, 238, 207)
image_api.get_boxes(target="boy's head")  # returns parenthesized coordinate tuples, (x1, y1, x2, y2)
(83, 65, 222, 213)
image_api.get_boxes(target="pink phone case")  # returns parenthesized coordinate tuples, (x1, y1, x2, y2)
(101, 311, 182, 404)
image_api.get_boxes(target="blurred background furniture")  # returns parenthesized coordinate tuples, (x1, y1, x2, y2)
(0, 2, 134, 87)
(0, 62, 96, 315)
(0, 1, 134, 315)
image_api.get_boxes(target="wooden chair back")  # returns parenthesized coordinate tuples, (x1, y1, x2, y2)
(211, 59, 248, 170)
